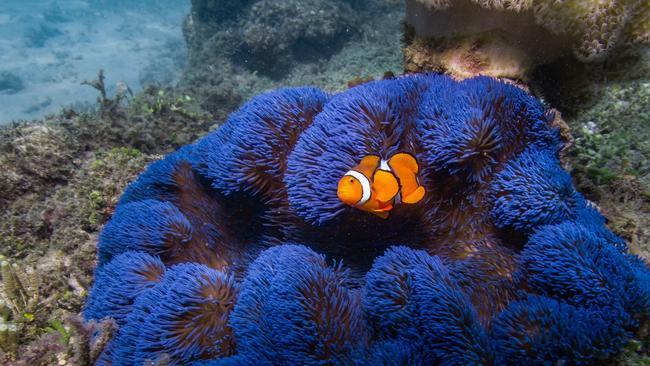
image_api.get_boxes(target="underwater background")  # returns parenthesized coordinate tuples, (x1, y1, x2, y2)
(0, 0, 649, 364)
(0, 0, 190, 123)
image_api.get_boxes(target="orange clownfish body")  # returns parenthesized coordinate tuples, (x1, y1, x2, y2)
(337, 153, 426, 218)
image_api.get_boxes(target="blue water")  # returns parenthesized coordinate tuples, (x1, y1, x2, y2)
(0, 0, 189, 123)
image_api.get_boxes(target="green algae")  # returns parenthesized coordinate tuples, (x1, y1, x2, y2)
(571, 81, 650, 189)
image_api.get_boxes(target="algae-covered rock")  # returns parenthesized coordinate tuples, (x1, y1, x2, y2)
(552, 52, 650, 261)
(0, 81, 204, 360)
(0, 124, 78, 208)
(0, 146, 157, 362)
(186, 0, 355, 75)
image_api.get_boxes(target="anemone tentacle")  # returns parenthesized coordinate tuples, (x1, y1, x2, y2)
(230, 244, 364, 365)
(491, 295, 631, 365)
(97, 199, 193, 265)
(107, 263, 238, 366)
(197, 87, 330, 200)
(84, 251, 165, 326)
(285, 75, 435, 225)
(355, 340, 428, 366)
(521, 222, 650, 323)
(574, 206, 627, 252)
(363, 246, 494, 364)
(490, 147, 585, 231)
(119, 144, 199, 205)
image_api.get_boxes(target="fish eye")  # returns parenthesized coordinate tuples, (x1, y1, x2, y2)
(349, 178, 354, 183)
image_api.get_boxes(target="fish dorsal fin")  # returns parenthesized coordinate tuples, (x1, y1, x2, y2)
(355, 155, 380, 178)
(389, 153, 419, 174)
(372, 169, 399, 203)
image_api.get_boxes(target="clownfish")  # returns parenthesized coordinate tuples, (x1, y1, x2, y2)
(337, 153, 426, 219)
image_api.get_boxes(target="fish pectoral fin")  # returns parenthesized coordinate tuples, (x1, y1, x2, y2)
(402, 186, 426, 204)
(373, 170, 399, 202)
(371, 210, 391, 219)
(389, 152, 419, 174)
(374, 204, 393, 212)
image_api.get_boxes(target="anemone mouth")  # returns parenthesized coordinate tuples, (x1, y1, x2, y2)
(136, 261, 166, 283)
(452, 115, 503, 182)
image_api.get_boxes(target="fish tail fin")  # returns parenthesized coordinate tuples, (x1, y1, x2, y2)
(402, 186, 425, 204)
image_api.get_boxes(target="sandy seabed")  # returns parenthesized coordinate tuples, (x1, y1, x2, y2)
(0, 0, 189, 124)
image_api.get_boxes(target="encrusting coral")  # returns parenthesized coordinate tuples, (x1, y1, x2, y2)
(404, 0, 650, 79)
(84, 73, 650, 365)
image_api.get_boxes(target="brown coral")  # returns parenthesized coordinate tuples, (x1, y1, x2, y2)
(406, 0, 650, 79)
(532, 0, 649, 61)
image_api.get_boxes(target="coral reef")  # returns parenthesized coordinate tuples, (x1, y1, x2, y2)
(0, 0, 407, 357)
(185, 0, 354, 75)
(85, 74, 650, 364)
(0, 148, 155, 363)
(0, 2, 645, 364)
(404, 0, 650, 79)
(238, 0, 354, 74)
(0, 123, 77, 209)
(180, 0, 403, 116)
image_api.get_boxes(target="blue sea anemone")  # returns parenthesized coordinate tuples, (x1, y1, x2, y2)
(229, 244, 363, 365)
(119, 145, 198, 205)
(450, 243, 519, 321)
(97, 199, 193, 265)
(574, 205, 627, 252)
(84, 73, 650, 365)
(490, 147, 585, 231)
(356, 340, 428, 366)
(285, 75, 434, 225)
(102, 166, 257, 269)
(423, 108, 504, 183)
(191, 355, 262, 366)
(363, 246, 451, 339)
(363, 246, 493, 365)
(416, 76, 559, 184)
(417, 81, 503, 184)
(521, 222, 650, 322)
(197, 88, 329, 200)
(84, 251, 165, 327)
(106, 263, 237, 365)
(491, 295, 629, 364)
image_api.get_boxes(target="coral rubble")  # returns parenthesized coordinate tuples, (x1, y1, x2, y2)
(85, 74, 650, 364)
(404, 0, 650, 79)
